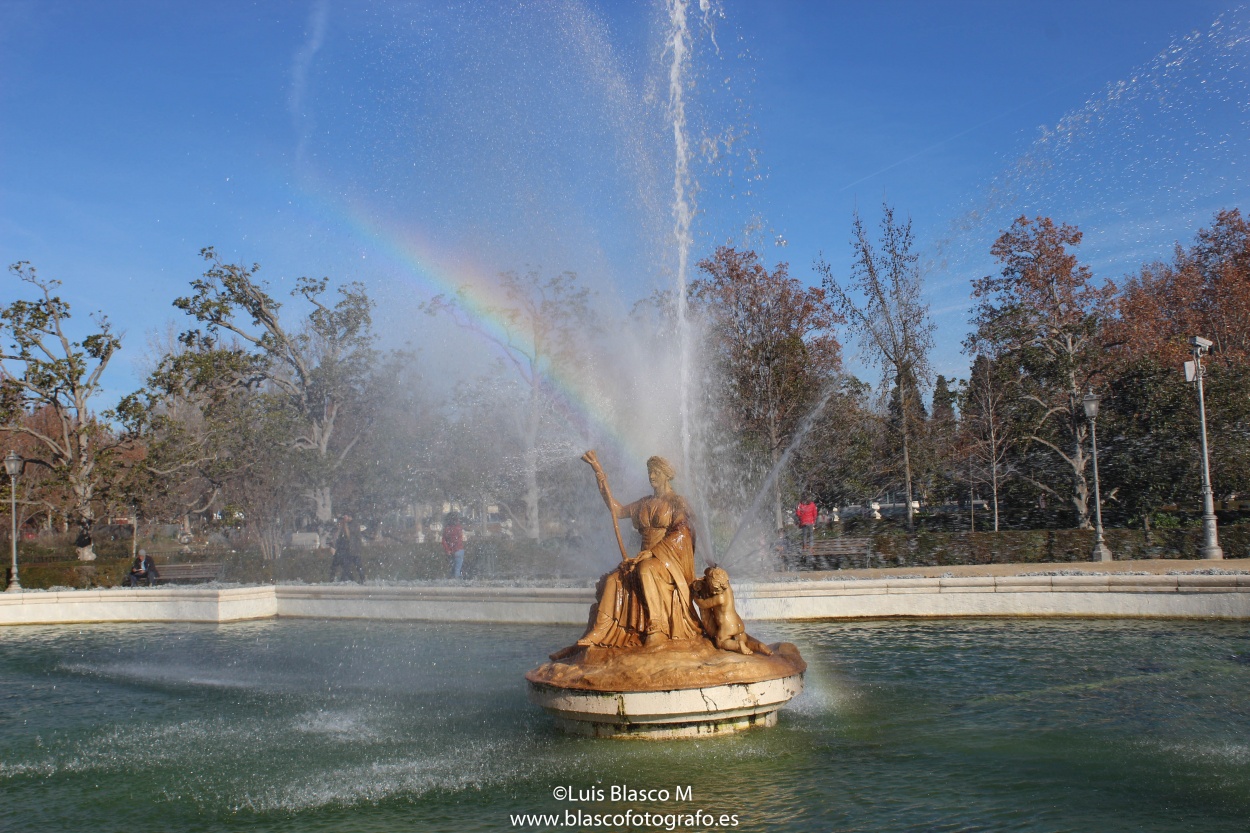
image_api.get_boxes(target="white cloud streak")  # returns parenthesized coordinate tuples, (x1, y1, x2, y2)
(289, 0, 330, 159)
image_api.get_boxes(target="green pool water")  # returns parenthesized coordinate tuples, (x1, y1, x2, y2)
(2, 617, 1249, 832)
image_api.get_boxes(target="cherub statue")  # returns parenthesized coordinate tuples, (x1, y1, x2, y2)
(692, 566, 772, 656)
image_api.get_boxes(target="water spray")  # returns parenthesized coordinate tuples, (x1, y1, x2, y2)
(666, 0, 695, 483)
(721, 381, 840, 568)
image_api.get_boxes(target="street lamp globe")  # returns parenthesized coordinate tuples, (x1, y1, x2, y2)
(1082, 390, 1100, 421)
(4, 451, 23, 478)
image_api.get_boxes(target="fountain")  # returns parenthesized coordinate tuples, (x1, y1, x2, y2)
(6, 2, 1250, 831)
(526, 452, 805, 737)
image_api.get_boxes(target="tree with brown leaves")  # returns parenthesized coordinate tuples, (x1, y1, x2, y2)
(968, 216, 1115, 529)
(1113, 208, 1250, 366)
(693, 246, 842, 530)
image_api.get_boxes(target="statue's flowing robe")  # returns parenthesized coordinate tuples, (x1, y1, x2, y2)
(579, 492, 701, 647)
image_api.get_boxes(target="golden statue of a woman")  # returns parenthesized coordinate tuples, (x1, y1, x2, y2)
(576, 452, 703, 648)
(530, 451, 806, 736)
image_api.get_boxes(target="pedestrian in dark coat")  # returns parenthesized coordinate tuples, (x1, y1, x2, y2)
(329, 515, 365, 583)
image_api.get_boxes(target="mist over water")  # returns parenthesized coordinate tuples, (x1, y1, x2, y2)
(276, 0, 784, 571)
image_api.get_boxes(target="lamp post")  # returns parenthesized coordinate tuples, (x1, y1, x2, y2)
(1186, 336, 1223, 559)
(5, 451, 22, 592)
(1082, 391, 1112, 562)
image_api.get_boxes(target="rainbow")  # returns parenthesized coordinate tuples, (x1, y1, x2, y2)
(304, 183, 666, 476)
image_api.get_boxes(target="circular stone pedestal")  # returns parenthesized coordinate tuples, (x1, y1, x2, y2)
(526, 639, 805, 739)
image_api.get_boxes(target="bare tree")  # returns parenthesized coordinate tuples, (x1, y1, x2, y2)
(816, 204, 934, 530)
(961, 355, 1016, 531)
(424, 269, 594, 541)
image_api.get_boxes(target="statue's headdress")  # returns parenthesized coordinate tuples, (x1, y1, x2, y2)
(646, 455, 676, 481)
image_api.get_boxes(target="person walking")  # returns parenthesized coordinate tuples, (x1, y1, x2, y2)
(329, 515, 365, 583)
(442, 512, 465, 579)
(796, 497, 818, 553)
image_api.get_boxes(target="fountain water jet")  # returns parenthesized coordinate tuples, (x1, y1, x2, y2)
(931, 7, 1250, 294)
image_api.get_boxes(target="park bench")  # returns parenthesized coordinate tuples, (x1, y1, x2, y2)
(149, 562, 224, 585)
(782, 537, 874, 571)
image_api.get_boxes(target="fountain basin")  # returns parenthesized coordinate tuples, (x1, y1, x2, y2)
(526, 638, 806, 738)
(6, 618, 1250, 830)
(527, 673, 803, 738)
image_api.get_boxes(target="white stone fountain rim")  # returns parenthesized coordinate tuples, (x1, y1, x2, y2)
(3, 576, 1250, 626)
(527, 673, 805, 724)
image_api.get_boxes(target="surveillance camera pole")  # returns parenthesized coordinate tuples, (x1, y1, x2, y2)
(1191, 338, 1223, 560)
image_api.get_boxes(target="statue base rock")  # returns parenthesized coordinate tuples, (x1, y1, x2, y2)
(526, 638, 805, 739)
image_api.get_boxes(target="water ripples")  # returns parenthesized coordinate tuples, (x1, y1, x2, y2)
(3, 618, 1250, 830)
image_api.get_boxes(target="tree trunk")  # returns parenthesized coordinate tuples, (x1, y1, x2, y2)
(770, 413, 784, 533)
(524, 451, 540, 542)
(902, 434, 915, 531)
(523, 388, 541, 542)
(311, 486, 334, 524)
(259, 521, 284, 560)
(1070, 410, 1091, 529)
(75, 519, 96, 561)
(70, 468, 97, 560)
(991, 459, 1001, 533)
(900, 377, 915, 531)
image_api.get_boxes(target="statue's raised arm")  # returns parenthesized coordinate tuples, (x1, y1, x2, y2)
(581, 450, 629, 562)
(580, 451, 622, 515)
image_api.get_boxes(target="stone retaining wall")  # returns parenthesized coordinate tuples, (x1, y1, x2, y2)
(2, 575, 1249, 626)
(0, 585, 278, 625)
(738, 574, 1250, 621)
(274, 584, 592, 624)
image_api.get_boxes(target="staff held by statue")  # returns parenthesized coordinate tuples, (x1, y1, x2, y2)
(581, 450, 629, 562)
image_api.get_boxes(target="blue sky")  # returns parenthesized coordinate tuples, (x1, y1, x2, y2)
(1, 0, 1247, 405)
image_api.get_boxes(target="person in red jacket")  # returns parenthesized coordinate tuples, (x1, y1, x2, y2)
(442, 511, 465, 579)
(796, 497, 818, 552)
